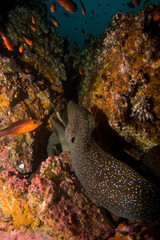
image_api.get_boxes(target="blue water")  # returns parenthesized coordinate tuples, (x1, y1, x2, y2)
(44, 0, 159, 50)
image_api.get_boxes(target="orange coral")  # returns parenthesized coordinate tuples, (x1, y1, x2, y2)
(0, 185, 35, 228)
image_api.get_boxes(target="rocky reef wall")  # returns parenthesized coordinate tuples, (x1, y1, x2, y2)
(0, 0, 160, 239)
(79, 3, 160, 157)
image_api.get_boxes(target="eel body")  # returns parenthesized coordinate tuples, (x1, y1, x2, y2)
(65, 101, 160, 220)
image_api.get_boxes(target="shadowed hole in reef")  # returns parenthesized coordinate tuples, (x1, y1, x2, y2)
(91, 106, 160, 184)
(31, 117, 51, 175)
(9, 88, 28, 109)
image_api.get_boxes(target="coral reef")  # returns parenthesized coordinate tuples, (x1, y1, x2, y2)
(0, 153, 160, 239)
(79, 3, 160, 155)
(0, 0, 160, 239)
(28, 153, 113, 239)
(0, 55, 65, 173)
(3, 0, 67, 91)
(0, 153, 112, 240)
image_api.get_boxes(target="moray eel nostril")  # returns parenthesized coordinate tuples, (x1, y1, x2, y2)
(65, 101, 160, 220)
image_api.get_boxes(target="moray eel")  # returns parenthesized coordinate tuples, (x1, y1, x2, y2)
(65, 101, 160, 220)
(141, 145, 160, 181)
(47, 117, 70, 156)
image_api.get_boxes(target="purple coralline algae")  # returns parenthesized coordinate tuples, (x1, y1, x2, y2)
(0, 153, 112, 239)
(0, 152, 160, 239)
(0, 0, 160, 239)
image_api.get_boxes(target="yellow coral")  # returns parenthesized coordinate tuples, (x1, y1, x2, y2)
(0, 93, 10, 108)
(0, 185, 35, 227)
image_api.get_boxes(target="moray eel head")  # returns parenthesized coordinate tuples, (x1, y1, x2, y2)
(65, 100, 95, 147)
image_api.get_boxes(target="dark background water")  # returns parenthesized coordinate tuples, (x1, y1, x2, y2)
(44, 0, 158, 50)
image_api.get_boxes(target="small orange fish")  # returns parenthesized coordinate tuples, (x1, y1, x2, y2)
(63, 12, 70, 18)
(29, 23, 37, 32)
(132, 0, 140, 6)
(0, 119, 42, 137)
(24, 65, 31, 73)
(80, 0, 86, 15)
(57, 0, 77, 13)
(81, 28, 85, 35)
(31, 14, 36, 24)
(0, 31, 14, 51)
(19, 44, 24, 53)
(79, 68, 84, 76)
(51, 0, 56, 13)
(21, 34, 33, 46)
(50, 15, 59, 27)
(153, 11, 160, 22)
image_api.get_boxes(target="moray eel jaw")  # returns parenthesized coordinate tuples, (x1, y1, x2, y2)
(65, 101, 160, 221)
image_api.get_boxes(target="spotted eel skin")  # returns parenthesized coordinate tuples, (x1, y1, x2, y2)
(65, 101, 160, 220)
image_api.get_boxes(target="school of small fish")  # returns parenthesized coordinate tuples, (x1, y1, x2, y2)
(0, 0, 155, 54)
(49, 0, 148, 33)
(0, 0, 158, 137)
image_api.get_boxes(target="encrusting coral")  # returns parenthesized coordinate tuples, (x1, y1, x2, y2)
(79, 3, 160, 156)
(0, 1, 160, 239)
(0, 55, 66, 174)
(6, 0, 67, 89)
(1, 153, 160, 239)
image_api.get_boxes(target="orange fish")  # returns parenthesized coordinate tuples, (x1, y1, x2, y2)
(132, 0, 140, 6)
(81, 28, 85, 35)
(153, 11, 160, 22)
(19, 44, 24, 53)
(24, 65, 31, 73)
(21, 34, 33, 46)
(79, 68, 84, 76)
(57, 0, 77, 13)
(50, 15, 59, 27)
(0, 119, 42, 137)
(0, 31, 14, 51)
(80, 0, 86, 15)
(63, 12, 70, 18)
(31, 14, 36, 24)
(51, 0, 56, 13)
(29, 23, 37, 32)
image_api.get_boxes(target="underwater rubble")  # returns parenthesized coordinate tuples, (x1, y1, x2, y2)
(0, 0, 160, 239)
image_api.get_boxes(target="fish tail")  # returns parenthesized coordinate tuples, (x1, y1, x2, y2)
(0, 130, 6, 137)
(0, 31, 4, 38)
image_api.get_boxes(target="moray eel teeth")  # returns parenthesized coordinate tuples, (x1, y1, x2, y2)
(65, 101, 160, 220)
